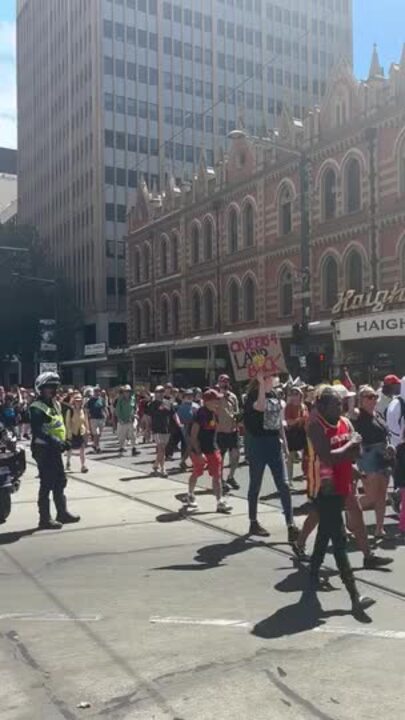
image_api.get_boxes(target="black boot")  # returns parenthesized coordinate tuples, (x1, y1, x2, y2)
(342, 568, 375, 616)
(38, 500, 62, 530)
(55, 494, 80, 524)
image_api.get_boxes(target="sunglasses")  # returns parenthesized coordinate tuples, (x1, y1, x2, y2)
(362, 394, 377, 400)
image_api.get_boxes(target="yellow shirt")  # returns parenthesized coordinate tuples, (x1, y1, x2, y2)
(66, 408, 88, 438)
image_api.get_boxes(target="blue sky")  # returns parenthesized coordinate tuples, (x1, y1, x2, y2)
(0, 1, 404, 149)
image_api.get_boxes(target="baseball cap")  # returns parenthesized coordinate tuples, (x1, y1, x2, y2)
(383, 374, 401, 385)
(203, 389, 223, 401)
(155, 385, 164, 392)
(332, 383, 356, 399)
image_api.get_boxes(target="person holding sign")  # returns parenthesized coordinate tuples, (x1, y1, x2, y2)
(243, 370, 298, 541)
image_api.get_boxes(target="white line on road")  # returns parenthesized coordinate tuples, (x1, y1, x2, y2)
(314, 626, 405, 640)
(0, 613, 102, 622)
(150, 616, 251, 628)
(150, 616, 405, 640)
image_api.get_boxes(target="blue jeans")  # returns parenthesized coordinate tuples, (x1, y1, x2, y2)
(248, 434, 293, 525)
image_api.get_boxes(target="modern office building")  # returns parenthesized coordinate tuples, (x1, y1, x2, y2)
(17, 0, 352, 383)
(0, 148, 18, 225)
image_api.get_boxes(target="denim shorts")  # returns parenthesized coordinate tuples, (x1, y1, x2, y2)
(358, 443, 388, 474)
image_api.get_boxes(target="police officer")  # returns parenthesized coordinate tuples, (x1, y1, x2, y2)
(30, 372, 80, 529)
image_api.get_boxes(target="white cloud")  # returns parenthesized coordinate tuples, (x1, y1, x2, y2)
(0, 21, 17, 149)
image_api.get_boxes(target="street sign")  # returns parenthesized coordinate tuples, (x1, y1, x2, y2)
(84, 343, 106, 357)
(39, 362, 58, 373)
(293, 291, 311, 300)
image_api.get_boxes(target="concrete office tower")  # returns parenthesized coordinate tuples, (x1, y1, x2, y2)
(17, 0, 352, 369)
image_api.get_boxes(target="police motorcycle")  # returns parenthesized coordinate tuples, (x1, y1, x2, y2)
(0, 422, 26, 524)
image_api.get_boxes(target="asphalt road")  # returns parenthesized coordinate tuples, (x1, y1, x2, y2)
(1, 431, 405, 720)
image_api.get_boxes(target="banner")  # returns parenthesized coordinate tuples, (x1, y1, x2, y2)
(227, 332, 287, 381)
(39, 319, 56, 351)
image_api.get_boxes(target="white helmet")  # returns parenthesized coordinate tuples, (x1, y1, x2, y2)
(35, 371, 61, 395)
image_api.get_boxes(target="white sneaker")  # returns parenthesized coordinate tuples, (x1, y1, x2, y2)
(217, 500, 232, 514)
(186, 494, 198, 509)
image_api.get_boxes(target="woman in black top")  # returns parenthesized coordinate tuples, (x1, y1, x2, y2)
(354, 385, 394, 538)
(243, 372, 297, 541)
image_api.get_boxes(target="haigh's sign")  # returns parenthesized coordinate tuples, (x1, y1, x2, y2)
(332, 285, 405, 316)
(339, 312, 405, 341)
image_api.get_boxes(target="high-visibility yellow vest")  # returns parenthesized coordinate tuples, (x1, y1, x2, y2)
(31, 400, 66, 442)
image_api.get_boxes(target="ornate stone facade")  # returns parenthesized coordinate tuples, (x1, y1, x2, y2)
(127, 47, 405, 349)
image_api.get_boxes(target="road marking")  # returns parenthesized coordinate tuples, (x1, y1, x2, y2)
(314, 626, 405, 640)
(150, 616, 251, 628)
(0, 612, 102, 622)
(150, 617, 405, 640)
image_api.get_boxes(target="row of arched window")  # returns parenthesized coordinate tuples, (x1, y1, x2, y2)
(277, 248, 365, 317)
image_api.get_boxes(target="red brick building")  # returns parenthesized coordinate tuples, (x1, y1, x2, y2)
(127, 47, 405, 385)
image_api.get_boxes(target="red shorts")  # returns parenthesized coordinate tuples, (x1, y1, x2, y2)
(191, 451, 222, 479)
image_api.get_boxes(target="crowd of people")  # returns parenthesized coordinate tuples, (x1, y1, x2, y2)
(1, 367, 404, 616)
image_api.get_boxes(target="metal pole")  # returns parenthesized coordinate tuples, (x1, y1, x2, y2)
(299, 152, 311, 372)
(213, 199, 222, 333)
(365, 127, 378, 289)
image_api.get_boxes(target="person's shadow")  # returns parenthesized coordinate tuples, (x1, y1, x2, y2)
(153, 535, 268, 571)
(252, 566, 371, 639)
(0, 528, 37, 545)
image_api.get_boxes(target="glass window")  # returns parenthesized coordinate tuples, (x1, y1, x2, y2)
(280, 267, 293, 316)
(243, 203, 254, 247)
(128, 134, 137, 151)
(174, 39, 182, 57)
(172, 295, 180, 335)
(138, 65, 148, 83)
(203, 219, 213, 261)
(346, 158, 361, 213)
(127, 62, 136, 80)
(218, 18, 225, 35)
(175, 143, 184, 161)
(116, 168, 126, 186)
(117, 205, 126, 223)
(139, 100, 148, 118)
(205, 48, 212, 65)
(149, 68, 158, 85)
(164, 72, 172, 90)
(205, 116, 213, 133)
(323, 168, 337, 219)
(104, 92, 113, 111)
(347, 251, 363, 292)
(115, 59, 125, 77)
(186, 146, 194, 162)
(243, 277, 256, 321)
(160, 298, 170, 335)
(205, 82, 213, 99)
(164, 36, 172, 54)
(150, 138, 159, 155)
(184, 42, 192, 60)
(323, 257, 338, 308)
(138, 29, 147, 47)
(103, 20, 113, 38)
(105, 203, 115, 221)
(128, 170, 137, 187)
(173, 4, 182, 22)
(185, 77, 193, 94)
(175, 108, 183, 126)
(163, 2, 171, 19)
(127, 98, 137, 116)
(105, 129, 114, 147)
(105, 166, 114, 184)
(228, 281, 239, 323)
(279, 185, 292, 235)
(175, 74, 183, 92)
(116, 131, 125, 149)
(127, 26, 136, 44)
(139, 136, 148, 153)
(228, 208, 238, 252)
(104, 56, 113, 74)
(115, 22, 124, 41)
(191, 291, 201, 330)
(204, 287, 215, 328)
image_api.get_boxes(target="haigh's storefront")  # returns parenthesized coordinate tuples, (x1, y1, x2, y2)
(333, 285, 405, 383)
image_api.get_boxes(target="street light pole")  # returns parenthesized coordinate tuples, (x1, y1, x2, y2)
(365, 127, 378, 289)
(299, 151, 311, 369)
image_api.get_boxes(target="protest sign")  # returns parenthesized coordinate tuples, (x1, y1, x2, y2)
(227, 332, 287, 381)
